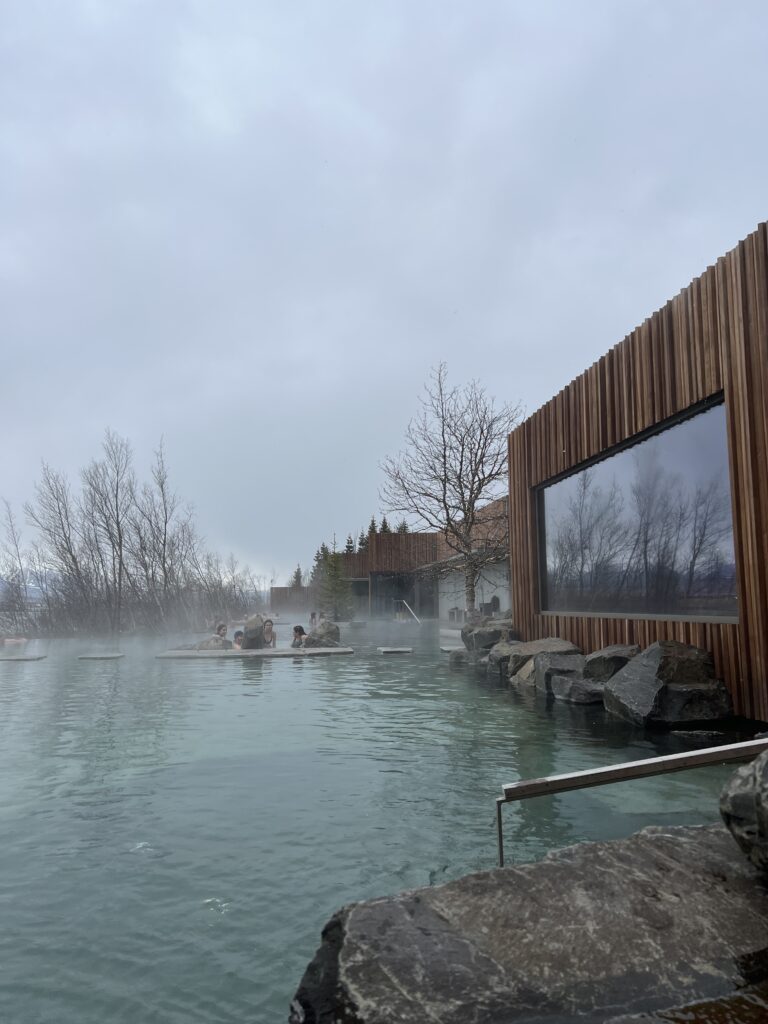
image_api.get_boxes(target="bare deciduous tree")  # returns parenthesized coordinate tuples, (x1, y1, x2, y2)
(380, 364, 522, 611)
(81, 429, 135, 633)
(13, 430, 263, 636)
(0, 500, 31, 633)
(25, 462, 91, 624)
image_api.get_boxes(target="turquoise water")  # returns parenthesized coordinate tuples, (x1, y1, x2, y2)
(0, 624, 738, 1022)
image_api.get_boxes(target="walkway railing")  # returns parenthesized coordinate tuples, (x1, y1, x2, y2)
(495, 737, 768, 867)
(395, 599, 421, 624)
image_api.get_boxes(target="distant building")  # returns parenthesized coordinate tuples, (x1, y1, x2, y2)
(273, 501, 512, 624)
(270, 532, 440, 620)
(422, 496, 511, 623)
(335, 531, 440, 619)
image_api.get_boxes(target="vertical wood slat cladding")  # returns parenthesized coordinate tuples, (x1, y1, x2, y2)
(337, 533, 439, 579)
(508, 222, 768, 720)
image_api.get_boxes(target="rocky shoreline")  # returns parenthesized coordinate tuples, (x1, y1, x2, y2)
(451, 619, 736, 729)
(288, 623, 768, 1023)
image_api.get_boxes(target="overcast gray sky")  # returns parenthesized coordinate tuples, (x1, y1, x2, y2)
(2, 0, 766, 584)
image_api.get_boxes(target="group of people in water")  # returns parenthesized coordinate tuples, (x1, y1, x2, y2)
(211, 615, 325, 651)
(213, 620, 277, 649)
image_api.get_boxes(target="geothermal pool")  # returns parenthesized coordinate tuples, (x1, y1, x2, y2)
(0, 623, 737, 1022)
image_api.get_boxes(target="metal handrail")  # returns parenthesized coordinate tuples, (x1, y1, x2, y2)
(495, 737, 768, 867)
(398, 600, 421, 624)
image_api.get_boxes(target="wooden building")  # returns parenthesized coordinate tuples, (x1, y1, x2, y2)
(338, 532, 439, 618)
(508, 222, 768, 720)
(271, 534, 441, 619)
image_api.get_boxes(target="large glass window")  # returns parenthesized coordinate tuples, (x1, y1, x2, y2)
(539, 402, 737, 619)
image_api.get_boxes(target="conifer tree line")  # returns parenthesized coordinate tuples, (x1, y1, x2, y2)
(305, 515, 409, 582)
(309, 514, 410, 564)
(0, 430, 264, 635)
(302, 517, 408, 620)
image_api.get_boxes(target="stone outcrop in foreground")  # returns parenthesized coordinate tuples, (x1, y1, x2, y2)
(720, 746, 768, 871)
(289, 824, 768, 1023)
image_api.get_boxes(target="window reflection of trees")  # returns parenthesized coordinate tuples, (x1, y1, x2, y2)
(542, 408, 737, 618)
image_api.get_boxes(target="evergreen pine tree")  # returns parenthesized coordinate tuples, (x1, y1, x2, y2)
(396, 519, 409, 534)
(310, 544, 331, 585)
(345, 534, 355, 554)
(368, 515, 377, 536)
(289, 564, 303, 588)
(319, 551, 352, 621)
(379, 515, 391, 533)
(357, 530, 368, 551)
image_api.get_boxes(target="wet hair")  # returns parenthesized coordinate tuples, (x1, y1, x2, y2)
(293, 625, 306, 636)
(234, 630, 244, 642)
(264, 619, 274, 628)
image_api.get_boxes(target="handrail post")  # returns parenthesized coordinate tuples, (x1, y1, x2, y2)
(496, 797, 506, 867)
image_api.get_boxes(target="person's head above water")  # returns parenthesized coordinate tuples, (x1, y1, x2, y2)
(264, 619, 274, 630)
(233, 630, 244, 644)
(216, 623, 227, 637)
(293, 625, 306, 636)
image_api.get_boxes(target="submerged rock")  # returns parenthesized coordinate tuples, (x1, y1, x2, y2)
(289, 825, 768, 1023)
(473, 654, 490, 677)
(603, 641, 732, 727)
(448, 649, 468, 669)
(720, 749, 768, 871)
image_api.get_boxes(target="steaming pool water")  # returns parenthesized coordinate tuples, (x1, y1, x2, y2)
(0, 623, 738, 1022)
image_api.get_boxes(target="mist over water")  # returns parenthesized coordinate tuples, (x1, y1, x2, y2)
(0, 624, 735, 1022)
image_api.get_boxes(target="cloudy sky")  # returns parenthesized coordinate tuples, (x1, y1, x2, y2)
(2, 0, 766, 584)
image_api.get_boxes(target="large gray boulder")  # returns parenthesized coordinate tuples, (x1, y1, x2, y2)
(461, 618, 519, 652)
(533, 651, 586, 694)
(550, 673, 606, 704)
(509, 657, 536, 691)
(241, 613, 265, 649)
(603, 641, 733, 727)
(507, 637, 581, 678)
(487, 640, 522, 680)
(289, 825, 768, 1023)
(303, 620, 341, 648)
(194, 635, 233, 651)
(584, 643, 641, 682)
(720, 748, 768, 871)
